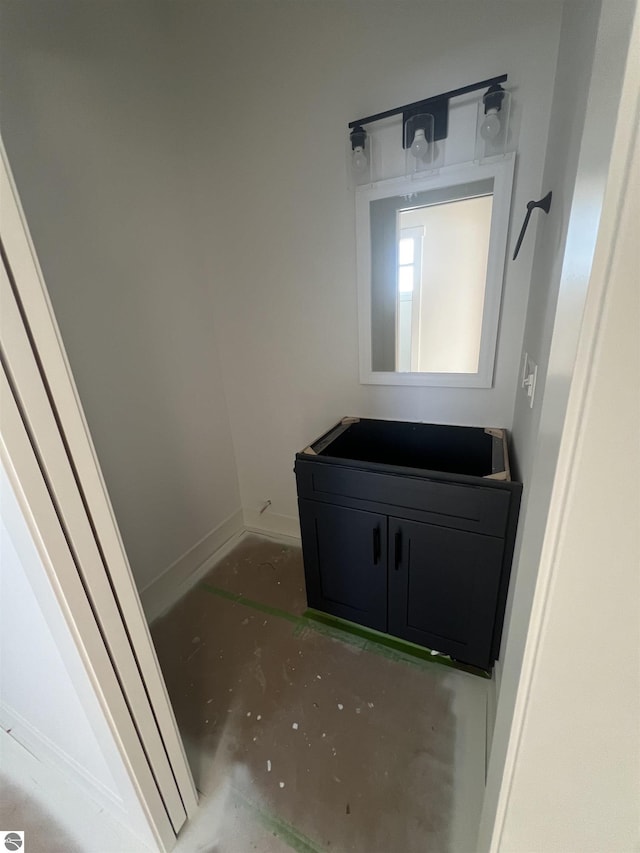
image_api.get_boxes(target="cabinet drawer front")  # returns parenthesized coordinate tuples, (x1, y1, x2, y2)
(297, 460, 510, 538)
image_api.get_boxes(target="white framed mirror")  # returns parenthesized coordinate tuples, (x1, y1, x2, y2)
(356, 154, 515, 387)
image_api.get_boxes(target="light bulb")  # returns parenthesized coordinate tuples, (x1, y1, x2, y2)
(480, 108, 501, 141)
(410, 128, 429, 160)
(352, 145, 368, 173)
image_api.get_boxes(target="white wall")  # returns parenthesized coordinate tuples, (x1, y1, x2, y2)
(0, 463, 155, 849)
(495, 9, 639, 844)
(0, 1, 564, 558)
(510, 0, 606, 485)
(505, 0, 635, 665)
(175, 1, 563, 534)
(479, 0, 637, 847)
(503, 178, 640, 849)
(495, 0, 634, 702)
(496, 0, 606, 686)
(402, 197, 492, 374)
(0, 1, 242, 591)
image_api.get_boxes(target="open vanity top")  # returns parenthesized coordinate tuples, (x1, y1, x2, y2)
(295, 417, 522, 670)
(299, 417, 513, 482)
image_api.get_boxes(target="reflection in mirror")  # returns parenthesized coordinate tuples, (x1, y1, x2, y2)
(371, 179, 494, 373)
(357, 156, 515, 387)
(396, 194, 493, 372)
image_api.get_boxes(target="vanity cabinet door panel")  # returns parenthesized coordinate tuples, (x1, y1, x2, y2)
(388, 518, 504, 669)
(298, 499, 387, 632)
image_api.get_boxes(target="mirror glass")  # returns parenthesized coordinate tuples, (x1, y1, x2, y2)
(370, 179, 494, 374)
(357, 157, 515, 387)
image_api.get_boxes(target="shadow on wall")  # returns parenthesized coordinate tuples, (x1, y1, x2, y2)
(0, 774, 82, 853)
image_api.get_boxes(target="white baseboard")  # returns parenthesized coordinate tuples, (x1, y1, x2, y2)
(0, 702, 125, 820)
(140, 507, 301, 623)
(140, 508, 244, 623)
(243, 507, 301, 542)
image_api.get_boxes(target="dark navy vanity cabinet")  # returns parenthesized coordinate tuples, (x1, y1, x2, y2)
(295, 418, 521, 670)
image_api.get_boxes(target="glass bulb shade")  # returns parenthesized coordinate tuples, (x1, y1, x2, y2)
(480, 108, 501, 141)
(352, 146, 368, 173)
(410, 128, 429, 160)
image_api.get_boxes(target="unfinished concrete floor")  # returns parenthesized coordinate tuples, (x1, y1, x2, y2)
(153, 534, 489, 853)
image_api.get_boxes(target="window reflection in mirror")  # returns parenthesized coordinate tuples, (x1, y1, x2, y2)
(371, 179, 494, 374)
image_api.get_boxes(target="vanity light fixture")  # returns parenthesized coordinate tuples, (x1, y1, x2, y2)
(349, 124, 369, 180)
(405, 113, 436, 175)
(348, 73, 508, 181)
(410, 128, 429, 158)
(406, 113, 434, 158)
(480, 84, 506, 141)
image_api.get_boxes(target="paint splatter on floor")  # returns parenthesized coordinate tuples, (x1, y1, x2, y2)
(153, 534, 488, 852)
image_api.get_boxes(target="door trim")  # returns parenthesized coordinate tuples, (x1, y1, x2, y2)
(1, 365, 175, 850)
(0, 142, 197, 834)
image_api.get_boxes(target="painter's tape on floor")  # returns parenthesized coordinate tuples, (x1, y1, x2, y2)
(232, 787, 324, 853)
(199, 582, 489, 679)
(302, 608, 489, 678)
(199, 583, 300, 625)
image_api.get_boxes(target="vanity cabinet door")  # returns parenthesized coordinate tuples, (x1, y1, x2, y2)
(388, 518, 504, 669)
(298, 499, 387, 632)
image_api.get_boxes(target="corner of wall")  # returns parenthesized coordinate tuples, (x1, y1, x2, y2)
(140, 507, 245, 623)
(243, 507, 301, 542)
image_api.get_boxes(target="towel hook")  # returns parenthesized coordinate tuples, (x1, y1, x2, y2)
(512, 191, 552, 260)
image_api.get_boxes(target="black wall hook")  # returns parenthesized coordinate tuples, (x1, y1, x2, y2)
(512, 191, 552, 260)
